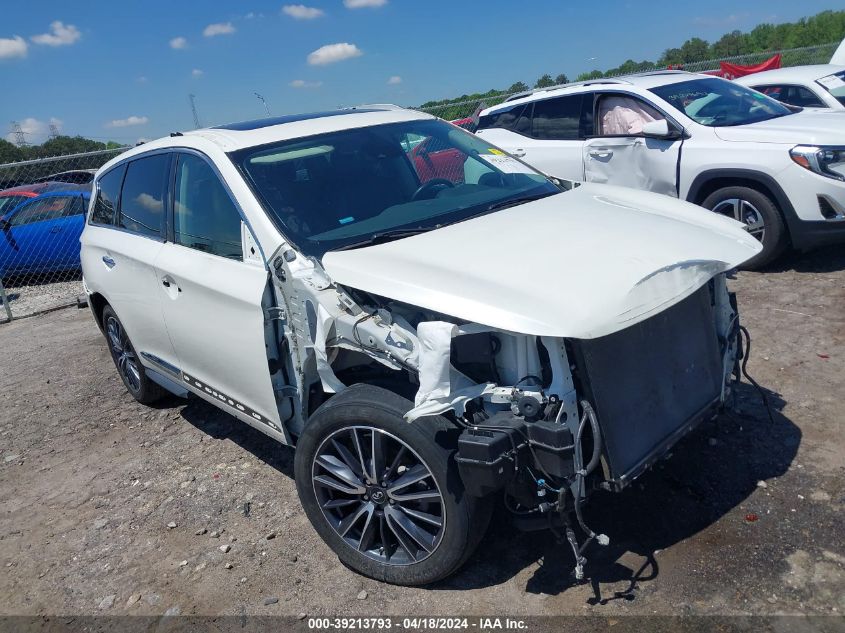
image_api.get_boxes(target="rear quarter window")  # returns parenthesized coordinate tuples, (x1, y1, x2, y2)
(90, 164, 126, 226)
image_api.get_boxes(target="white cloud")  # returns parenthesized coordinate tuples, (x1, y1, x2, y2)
(5, 117, 62, 145)
(203, 22, 236, 37)
(307, 42, 362, 66)
(106, 116, 149, 128)
(290, 79, 323, 88)
(192, 68, 204, 77)
(282, 4, 325, 19)
(244, 12, 256, 19)
(0, 35, 28, 60)
(170, 36, 187, 49)
(344, 0, 387, 7)
(137, 76, 148, 83)
(387, 75, 402, 85)
(31, 21, 81, 47)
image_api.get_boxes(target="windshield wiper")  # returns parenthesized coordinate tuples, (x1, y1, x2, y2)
(332, 227, 435, 251)
(485, 192, 554, 213)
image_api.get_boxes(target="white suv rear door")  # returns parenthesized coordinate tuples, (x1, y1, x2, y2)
(153, 151, 281, 428)
(583, 92, 682, 197)
(83, 155, 179, 373)
(476, 95, 587, 181)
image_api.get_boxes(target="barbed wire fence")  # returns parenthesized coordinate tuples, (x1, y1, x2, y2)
(0, 147, 128, 322)
(416, 42, 839, 120)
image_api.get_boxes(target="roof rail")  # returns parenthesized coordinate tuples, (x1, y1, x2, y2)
(623, 69, 693, 78)
(502, 77, 633, 103)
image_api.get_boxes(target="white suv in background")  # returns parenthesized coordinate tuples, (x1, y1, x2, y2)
(476, 71, 845, 267)
(80, 106, 759, 585)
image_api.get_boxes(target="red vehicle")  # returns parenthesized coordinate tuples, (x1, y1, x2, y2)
(0, 182, 72, 217)
(408, 137, 467, 184)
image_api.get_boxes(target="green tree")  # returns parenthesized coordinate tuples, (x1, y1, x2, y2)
(0, 139, 25, 164)
(534, 74, 555, 88)
(554, 73, 569, 85)
(507, 81, 529, 93)
(711, 30, 750, 58)
(679, 37, 710, 62)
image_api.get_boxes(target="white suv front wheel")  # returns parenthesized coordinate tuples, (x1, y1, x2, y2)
(702, 186, 787, 269)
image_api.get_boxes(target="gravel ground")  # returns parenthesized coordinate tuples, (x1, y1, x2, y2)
(0, 276, 83, 322)
(0, 247, 843, 618)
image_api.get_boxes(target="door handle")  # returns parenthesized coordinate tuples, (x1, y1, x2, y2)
(102, 255, 116, 268)
(50, 226, 63, 234)
(511, 149, 527, 158)
(589, 149, 613, 158)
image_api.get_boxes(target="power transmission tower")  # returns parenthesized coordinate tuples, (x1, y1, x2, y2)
(10, 121, 29, 147)
(48, 123, 60, 139)
(188, 94, 202, 129)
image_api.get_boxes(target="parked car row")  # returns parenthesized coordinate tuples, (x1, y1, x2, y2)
(0, 180, 92, 282)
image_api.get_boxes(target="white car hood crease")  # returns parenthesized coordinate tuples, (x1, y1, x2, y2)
(322, 184, 761, 339)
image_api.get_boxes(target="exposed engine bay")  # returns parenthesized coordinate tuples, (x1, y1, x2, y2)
(265, 248, 743, 578)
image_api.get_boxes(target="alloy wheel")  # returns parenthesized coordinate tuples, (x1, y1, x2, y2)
(311, 426, 446, 566)
(106, 316, 141, 392)
(712, 198, 766, 241)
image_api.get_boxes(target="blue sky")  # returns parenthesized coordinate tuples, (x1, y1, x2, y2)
(0, 0, 839, 144)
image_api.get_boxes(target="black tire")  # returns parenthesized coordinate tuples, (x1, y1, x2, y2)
(294, 384, 492, 586)
(101, 305, 166, 405)
(701, 186, 788, 269)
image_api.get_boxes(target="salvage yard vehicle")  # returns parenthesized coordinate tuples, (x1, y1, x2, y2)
(734, 65, 845, 111)
(476, 71, 845, 268)
(81, 106, 761, 585)
(0, 187, 91, 281)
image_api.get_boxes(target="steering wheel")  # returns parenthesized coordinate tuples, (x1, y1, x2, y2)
(412, 178, 454, 201)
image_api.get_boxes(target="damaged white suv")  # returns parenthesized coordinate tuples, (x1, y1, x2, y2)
(81, 106, 760, 585)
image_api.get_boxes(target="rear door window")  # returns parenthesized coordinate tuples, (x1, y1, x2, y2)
(530, 95, 583, 140)
(10, 196, 76, 227)
(90, 165, 126, 226)
(118, 154, 169, 239)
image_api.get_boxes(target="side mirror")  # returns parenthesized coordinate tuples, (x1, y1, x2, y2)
(0, 218, 9, 231)
(641, 119, 671, 138)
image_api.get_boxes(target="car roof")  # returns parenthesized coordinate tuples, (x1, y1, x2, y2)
(734, 64, 845, 85)
(110, 106, 434, 162)
(0, 181, 82, 197)
(483, 71, 717, 113)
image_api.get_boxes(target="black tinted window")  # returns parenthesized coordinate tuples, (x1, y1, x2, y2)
(754, 84, 826, 109)
(174, 154, 243, 260)
(477, 104, 527, 133)
(532, 95, 582, 140)
(118, 154, 169, 238)
(91, 165, 125, 225)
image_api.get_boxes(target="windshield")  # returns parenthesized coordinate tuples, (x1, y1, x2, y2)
(231, 118, 559, 257)
(817, 71, 845, 107)
(650, 77, 793, 127)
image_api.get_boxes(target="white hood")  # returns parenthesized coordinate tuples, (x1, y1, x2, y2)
(714, 111, 845, 145)
(322, 184, 761, 339)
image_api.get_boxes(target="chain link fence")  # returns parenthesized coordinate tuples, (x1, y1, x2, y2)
(0, 147, 129, 322)
(416, 43, 840, 121)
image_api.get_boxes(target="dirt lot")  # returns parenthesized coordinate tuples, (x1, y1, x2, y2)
(0, 247, 843, 618)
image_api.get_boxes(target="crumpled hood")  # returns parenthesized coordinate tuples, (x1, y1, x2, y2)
(714, 111, 845, 145)
(322, 183, 761, 339)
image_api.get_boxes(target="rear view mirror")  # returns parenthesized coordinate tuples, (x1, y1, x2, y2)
(642, 119, 671, 138)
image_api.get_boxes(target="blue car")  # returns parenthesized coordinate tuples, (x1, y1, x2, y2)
(0, 188, 91, 281)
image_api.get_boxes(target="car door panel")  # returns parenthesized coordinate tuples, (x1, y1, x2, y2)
(584, 93, 682, 197)
(154, 243, 279, 426)
(154, 151, 280, 428)
(81, 157, 179, 372)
